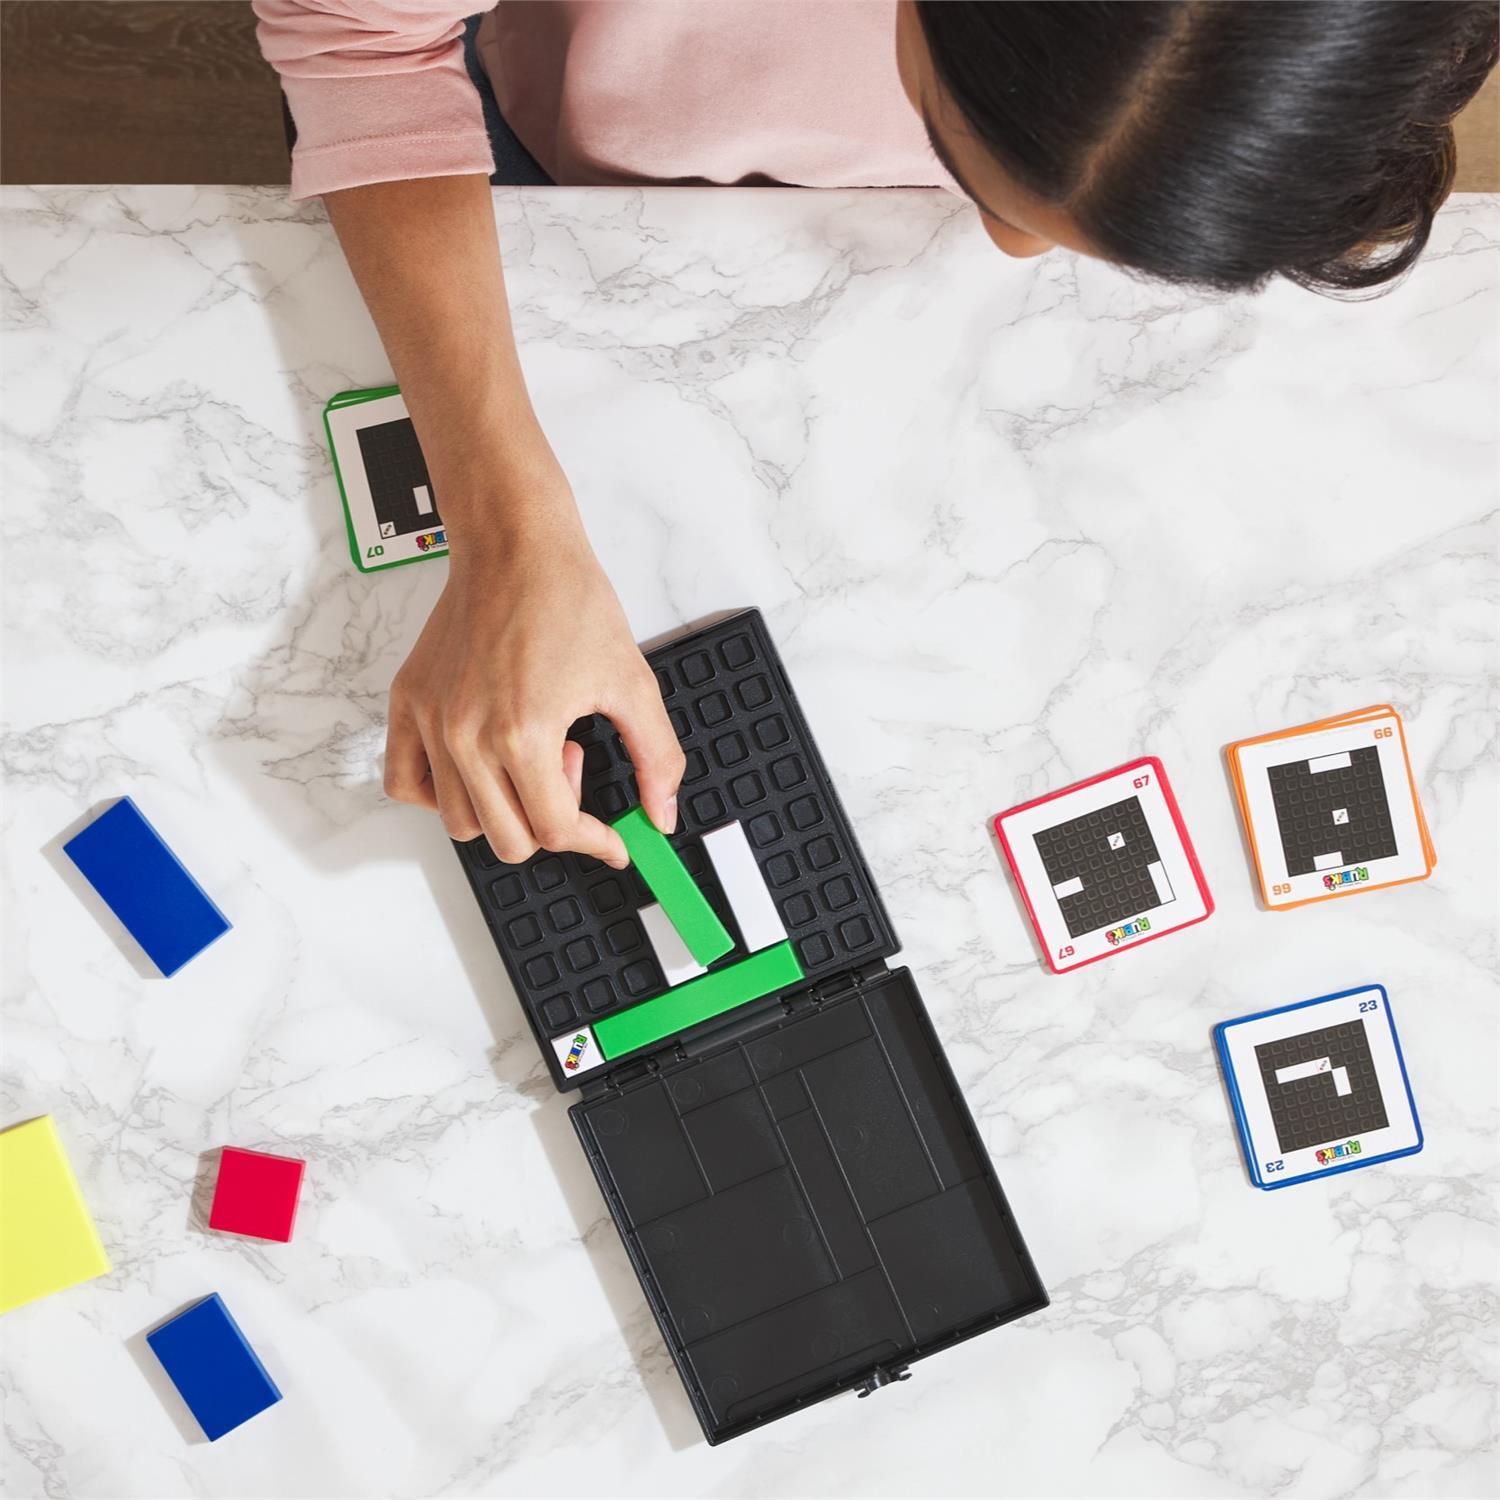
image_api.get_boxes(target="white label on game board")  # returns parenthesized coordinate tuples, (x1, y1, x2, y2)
(1217, 986, 1420, 1188)
(1233, 712, 1428, 906)
(551, 1025, 605, 1077)
(997, 758, 1210, 972)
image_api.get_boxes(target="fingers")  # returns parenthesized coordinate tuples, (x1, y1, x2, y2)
(562, 739, 585, 804)
(388, 690, 491, 848)
(452, 749, 541, 865)
(390, 696, 623, 868)
(425, 735, 485, 844)
(609, 669, 686, 835)
(507, 728, 629, 868)
(384, 697, 439, 813)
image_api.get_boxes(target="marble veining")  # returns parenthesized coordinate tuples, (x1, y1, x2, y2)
(1, 185, 1496, 1498)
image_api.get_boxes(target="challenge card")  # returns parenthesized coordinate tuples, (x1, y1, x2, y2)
(324, 387, 448, 572)
(994, 757, 1213, 973)
(1227, 706, 1434, 909)
(1215, 984, 1422, 1189)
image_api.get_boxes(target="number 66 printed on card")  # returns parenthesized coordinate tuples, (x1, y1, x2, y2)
(994, 757, 1214, 973)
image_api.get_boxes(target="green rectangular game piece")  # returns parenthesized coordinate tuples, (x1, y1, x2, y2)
(612, 807, 732, 965)
(594, 941, 805, 1059)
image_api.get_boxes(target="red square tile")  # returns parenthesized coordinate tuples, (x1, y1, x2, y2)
(208, 1147, 304, 1242)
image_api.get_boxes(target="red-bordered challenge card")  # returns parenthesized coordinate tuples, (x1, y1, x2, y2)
(994, 757, 1213, 973)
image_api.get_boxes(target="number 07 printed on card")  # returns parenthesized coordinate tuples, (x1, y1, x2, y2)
(994, 757, 1213, 973)
(1226, 705, 1435, 910)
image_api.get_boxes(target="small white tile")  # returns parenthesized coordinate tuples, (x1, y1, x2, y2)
(640, 902, 706, 985)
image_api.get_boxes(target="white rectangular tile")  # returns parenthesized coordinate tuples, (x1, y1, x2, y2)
(702, 822, 786, 953)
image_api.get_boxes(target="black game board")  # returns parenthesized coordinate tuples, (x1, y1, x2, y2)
(355, 417, 441, 538)
(457, 611, 897, 1081)
(1033, 795, 1170, 939)
(451, 609, 1048, 1444)
(574, 968, 1044, 1440)
(1255, 1019, 1389, 1154)
(1268, 746, 1397, 877)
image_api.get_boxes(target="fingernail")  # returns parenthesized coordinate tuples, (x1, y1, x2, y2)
(664, 795, 678, 835)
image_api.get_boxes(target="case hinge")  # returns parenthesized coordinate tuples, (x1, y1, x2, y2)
(855, 1364, 911, 1397)
(803, 959, 889, 1011)
(590, 1043, 687, 1096)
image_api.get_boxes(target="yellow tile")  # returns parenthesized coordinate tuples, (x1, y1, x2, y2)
(0, 1116, 111, 1315)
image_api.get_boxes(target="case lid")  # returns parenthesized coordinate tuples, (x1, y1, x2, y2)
(570, 967, 1049, 1443)
(455, 609, 900, 1092)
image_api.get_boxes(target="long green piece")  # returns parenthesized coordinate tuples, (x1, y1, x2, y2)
(595, 941, 805, 1059)
(612, 807, 732, 965)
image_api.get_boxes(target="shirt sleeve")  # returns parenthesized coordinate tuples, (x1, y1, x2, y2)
(253, 1, 495, 200)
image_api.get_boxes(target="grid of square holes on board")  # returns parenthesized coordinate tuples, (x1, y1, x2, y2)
(456, 611, 898, 1047)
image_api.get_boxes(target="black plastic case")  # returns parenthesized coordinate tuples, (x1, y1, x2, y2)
(455, 609, 1047, 1443)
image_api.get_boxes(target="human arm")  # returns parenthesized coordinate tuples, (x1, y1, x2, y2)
(254, 3, 684, 865)
(328, 175, 683, 869)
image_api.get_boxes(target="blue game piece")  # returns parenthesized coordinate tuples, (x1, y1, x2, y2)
(63, 798, 230, 976)
(1215, 984, 1422, 1190)
(145, 1293, 281, 1441)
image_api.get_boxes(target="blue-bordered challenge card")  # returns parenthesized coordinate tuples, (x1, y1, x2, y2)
(1215, 985, 1422, 1189)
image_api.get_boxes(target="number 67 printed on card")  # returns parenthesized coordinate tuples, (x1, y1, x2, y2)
(994, 757, 1214, 973)
(1226, 705, 1435, 910)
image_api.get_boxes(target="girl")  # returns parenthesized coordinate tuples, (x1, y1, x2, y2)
(256, 0, 1497, 870)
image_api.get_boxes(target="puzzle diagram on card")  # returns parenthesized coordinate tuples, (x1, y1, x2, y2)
(1227, 705, 1435, 908)
(324, 387, 448, 571)
(1216, 985, 1422, 1188)
(993, 758, 1213, 972)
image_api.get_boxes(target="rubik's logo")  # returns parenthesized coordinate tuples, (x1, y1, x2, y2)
(1104, 916, 1151, 946)
(1315, 1139, 1363, 1165)
(1322, 866, 1369, 890)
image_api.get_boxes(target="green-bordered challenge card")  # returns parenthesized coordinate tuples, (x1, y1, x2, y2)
(324, 385, 449, 572)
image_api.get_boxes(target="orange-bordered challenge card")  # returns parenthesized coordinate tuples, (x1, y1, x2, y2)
(1227, 706, 1435, 910)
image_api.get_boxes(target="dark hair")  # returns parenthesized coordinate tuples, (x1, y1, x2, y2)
(916, 1, 1497, 294)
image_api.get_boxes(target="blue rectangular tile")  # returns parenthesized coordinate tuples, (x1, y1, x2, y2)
(63, 798, 230, 976)
(146, 1293, 281, 1441)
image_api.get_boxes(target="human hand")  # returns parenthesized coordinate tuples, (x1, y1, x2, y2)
(383, 500, 683, 869)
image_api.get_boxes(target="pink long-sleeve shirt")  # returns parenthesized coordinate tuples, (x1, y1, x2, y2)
(254, 1, 950, 199)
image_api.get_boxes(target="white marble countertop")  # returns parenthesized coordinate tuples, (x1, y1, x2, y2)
(2, 185, 1497, 1500)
